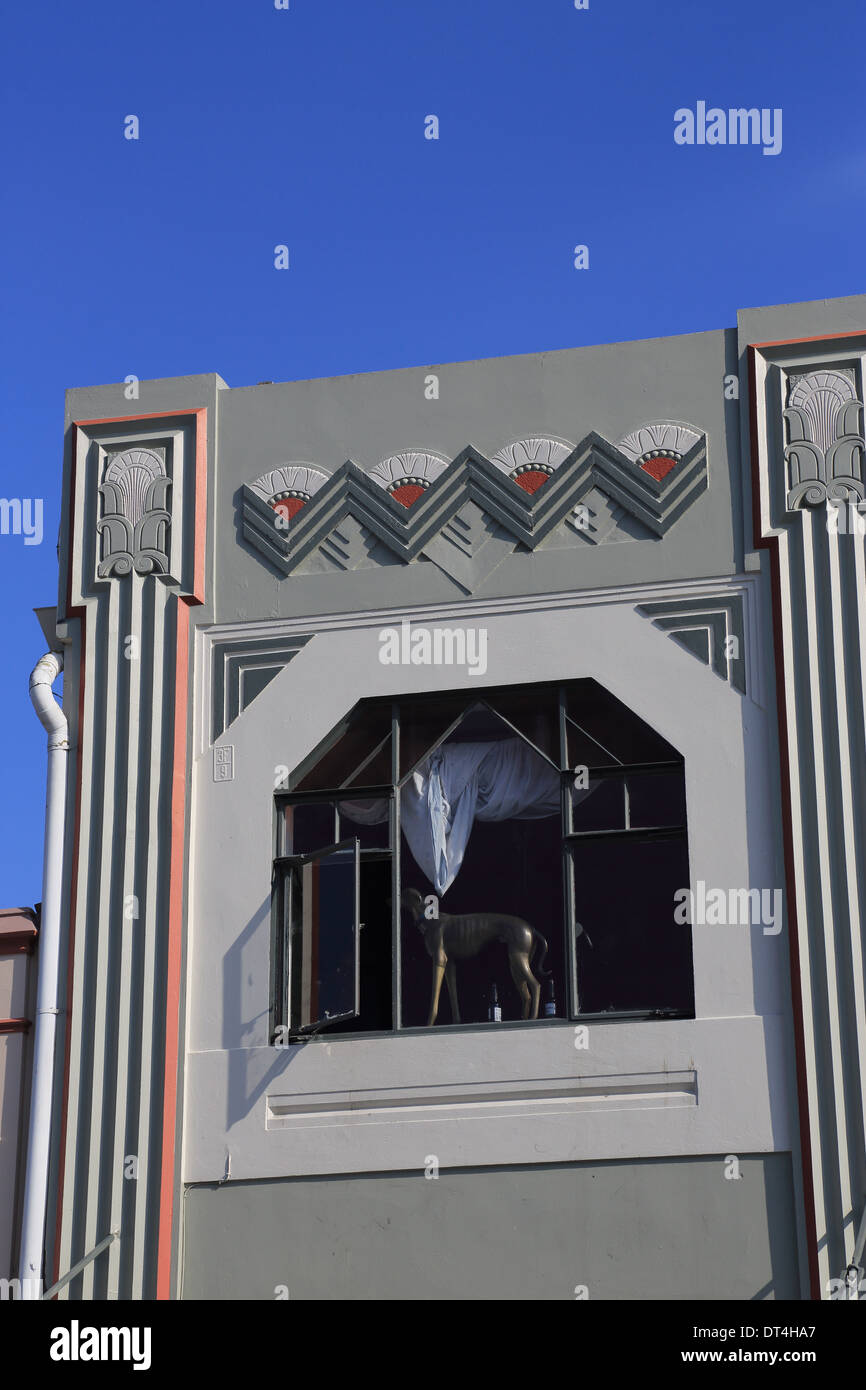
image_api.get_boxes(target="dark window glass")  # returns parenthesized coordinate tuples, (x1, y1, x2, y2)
(283, 800, 390, 854)
(626, 771, 687, 829)
(398, 707, 564, 1027)
(400, 815, 564, 1027)
(485, 686, 560, 766)
(399, 692, 475, 778)
(337, 800, 391, 849)
(325, 858, 393, 1034)
(566, 682, 678, 767)
(291, 706, 392, 792)
(571, 777, 626, 833)
(288, 840, 360, 1033)
(283, 802, 337, 856)
(570, 836, 693, 1015)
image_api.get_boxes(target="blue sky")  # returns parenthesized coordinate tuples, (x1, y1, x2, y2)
(1, 0, 863, 906)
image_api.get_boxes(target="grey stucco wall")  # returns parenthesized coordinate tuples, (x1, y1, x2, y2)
(182, 1153, 800, 1301)
(217, 326, 741, 619)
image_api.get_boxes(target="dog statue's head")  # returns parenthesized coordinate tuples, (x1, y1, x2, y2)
(400, 887, 425, 925)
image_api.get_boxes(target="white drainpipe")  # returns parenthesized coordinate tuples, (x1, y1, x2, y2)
(20, 652, 68, 1298)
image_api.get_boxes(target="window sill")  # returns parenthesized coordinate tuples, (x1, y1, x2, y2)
(288, 1009, 694, 1045)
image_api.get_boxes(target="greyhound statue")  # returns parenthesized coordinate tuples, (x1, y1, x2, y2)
(401, 887, 550, 1025)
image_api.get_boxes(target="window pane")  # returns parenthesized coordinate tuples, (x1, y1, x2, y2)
(337, 800, 391, 849)
(485, 686, 560, 766)
(399, 710, 565, 1026)
(401, 817, 565, 1026)
(566, 681, 680, 766)
(626, 771, 687, 828)
(282, 799, 390, 854)
(566, 715, 622, 772)
(398, 692, 474, 779)
(325, 857, 393, 1034)
(570, 836, 693, 1015)
(291, 705, 392, 791)
(283, 802, 336, 856)
(570, 777, 626, 833)
(290, 841, 360, 1032)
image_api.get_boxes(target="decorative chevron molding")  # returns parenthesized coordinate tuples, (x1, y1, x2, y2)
(211, 633, 314, 741)
(240, 427, 708, 581)
(636, 594, 746, 694)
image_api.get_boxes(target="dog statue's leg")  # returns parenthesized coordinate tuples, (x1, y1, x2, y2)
(528, 966, 541, 1020)
(444, 960, 460, 1024)
(428, 952, 447, 1026)
(509, 954, 532, 1019)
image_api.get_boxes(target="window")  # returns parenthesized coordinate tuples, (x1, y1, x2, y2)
(271, 680, 693, 1039)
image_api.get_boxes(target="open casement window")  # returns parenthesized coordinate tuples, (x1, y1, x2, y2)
(272, 680, 694, 1038)
(276, 839, 361, 1036)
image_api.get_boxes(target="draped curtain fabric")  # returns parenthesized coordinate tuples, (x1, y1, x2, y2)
(341, 736, 594, 895)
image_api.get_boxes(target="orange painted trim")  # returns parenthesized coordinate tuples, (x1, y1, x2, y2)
(156, 597, 192, 1299)
(746, 335, 837, 1300)
(57, 405, 208, 1300)
(155, 409, 207, 1299)
(749, 328, 865, 349)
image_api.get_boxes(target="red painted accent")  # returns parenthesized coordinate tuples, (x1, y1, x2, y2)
(747, 338, 834, 1301)
(0, 1018, 32, 1035)
(272, 497, 306, 522)
(157, 595, 194, 1300)
(639, 456, 677, 482)
(513, 470, 550, 495)
(156, 408, 208, 1299)
(750, 329, 865, 350)
(390, 483, 426, 507)
(56, 407, 208, 1301)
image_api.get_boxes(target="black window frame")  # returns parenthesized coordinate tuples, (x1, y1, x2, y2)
(271, 679, 693, 1041)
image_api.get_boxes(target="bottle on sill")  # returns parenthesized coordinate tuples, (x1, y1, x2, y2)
(488, 982, 502, 1023)
(543, 978, 557, 1018)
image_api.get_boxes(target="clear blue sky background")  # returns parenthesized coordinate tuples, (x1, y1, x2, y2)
(1, 0, 863, 907)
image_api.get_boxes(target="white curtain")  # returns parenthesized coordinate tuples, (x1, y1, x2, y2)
(341, 736, 594, 896)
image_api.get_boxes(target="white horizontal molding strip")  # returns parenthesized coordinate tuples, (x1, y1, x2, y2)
(202, 573, 760, 645)
(266, 1070, 698, 1130)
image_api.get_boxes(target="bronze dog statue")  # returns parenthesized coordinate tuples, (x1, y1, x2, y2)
(401, 887, 550, 1025)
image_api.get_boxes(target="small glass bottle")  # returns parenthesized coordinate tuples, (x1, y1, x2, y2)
(543, 978, 557, 1017)
(488, 982, 502, 1022)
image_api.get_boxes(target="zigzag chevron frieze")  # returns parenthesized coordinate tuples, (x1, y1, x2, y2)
(240, 432, 708, 578)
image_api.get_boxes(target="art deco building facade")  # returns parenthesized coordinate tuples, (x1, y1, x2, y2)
(19, 292, 866, 1299)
